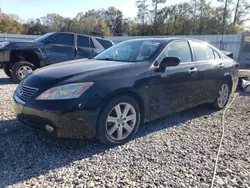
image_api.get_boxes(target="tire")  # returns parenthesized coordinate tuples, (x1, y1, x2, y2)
(96, 95, 141, 146)
(211, 80, 231, 110)
(11, 61, 36, 83)
(3, 64, 12, 78)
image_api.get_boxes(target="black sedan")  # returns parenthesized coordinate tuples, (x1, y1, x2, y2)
(12, 38, 239, 145)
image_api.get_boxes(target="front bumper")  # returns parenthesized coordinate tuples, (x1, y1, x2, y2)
(12, 95, 97, 139)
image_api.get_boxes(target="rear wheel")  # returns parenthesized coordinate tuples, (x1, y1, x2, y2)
(3, 64, 12, 78)
(211, 80, 231, 110)
(11, 61, 35, 83)
(96, 95, 141, 146)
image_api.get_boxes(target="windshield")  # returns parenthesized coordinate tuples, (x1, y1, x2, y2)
(35, 33, 53, 43)
(94, 40, 162, 62)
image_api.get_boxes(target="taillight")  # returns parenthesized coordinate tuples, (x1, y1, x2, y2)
(235, 62, 240, 69)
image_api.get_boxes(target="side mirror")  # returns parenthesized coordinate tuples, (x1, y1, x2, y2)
(157, 57, 180, 71)
(46, 37, 55, 44)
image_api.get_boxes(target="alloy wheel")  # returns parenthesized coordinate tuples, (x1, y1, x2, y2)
(106, 102, 137, 141)
(217, 84, 229, 108)
(17, 66, 33, 79)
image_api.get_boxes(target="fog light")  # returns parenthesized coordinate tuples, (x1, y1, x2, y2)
(45, 125, 54, 132)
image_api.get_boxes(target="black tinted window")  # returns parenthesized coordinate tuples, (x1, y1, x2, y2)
(191, 42, 215, 61)
(159, 41, 192, 63)
(77, 35, 90, 47)
(90, 39, 95, 48)
(96, 38, 113, 49)
(53, 33, 74, 46)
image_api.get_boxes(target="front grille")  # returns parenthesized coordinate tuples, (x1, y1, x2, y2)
(17, 85, 38, 102)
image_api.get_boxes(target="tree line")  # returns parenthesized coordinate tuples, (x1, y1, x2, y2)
(0, 0, 249, 36)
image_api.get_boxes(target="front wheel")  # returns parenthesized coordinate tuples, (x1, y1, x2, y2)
(211, 80, 231, 110)
(11, 61, 35, 83)
(3, 64, 12, 78)
(96, 95, 141, 146)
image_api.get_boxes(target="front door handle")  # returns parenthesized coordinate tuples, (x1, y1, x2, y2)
(219, 63, 224, 68)
(188, 67, 198, 74)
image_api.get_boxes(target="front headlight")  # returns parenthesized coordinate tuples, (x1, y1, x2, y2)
(0, 41, 9, 48)
(36, 82, 94, 100)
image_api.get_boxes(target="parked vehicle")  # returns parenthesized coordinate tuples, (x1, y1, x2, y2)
(12, 38, 239, 145)
(0, 32, 114, 83)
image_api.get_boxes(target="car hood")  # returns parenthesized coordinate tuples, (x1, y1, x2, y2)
(1, 41, 43, 50)
(22, 59, 134, 88)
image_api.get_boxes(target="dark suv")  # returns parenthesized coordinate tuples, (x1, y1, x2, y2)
(0, 32, 114, 82)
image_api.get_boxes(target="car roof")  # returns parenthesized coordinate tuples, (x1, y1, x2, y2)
(127, 37, 205, 43)
(51, 32, 112, 41)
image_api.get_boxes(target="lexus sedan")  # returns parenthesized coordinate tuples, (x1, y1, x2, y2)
(12, 38, 239, 145)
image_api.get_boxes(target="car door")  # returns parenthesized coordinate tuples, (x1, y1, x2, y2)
(75, 35, 95, 59)
(44, 33, 76, 65)
(147, 40, 199, 120)
(190, 41, 222, 103)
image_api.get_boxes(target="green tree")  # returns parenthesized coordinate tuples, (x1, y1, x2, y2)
(233, 0, 250, 25)
(217, 0, 233, 34)
(114, 10, 123, 35)
(136, 0, 150, 35)
(60, 18, 74, 32)
(24, 19, 49, 35)
(151, 0, 166, 34)
(96, 20, 111, 36)
(0, 14, 24, 34)
(103, 7, 124, 35)
(41, 13, 65, 32)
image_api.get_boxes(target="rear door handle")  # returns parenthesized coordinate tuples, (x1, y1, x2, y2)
(188, 67, 198, 74)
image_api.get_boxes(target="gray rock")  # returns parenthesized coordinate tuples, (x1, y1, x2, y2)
(0, 70, 249, 188)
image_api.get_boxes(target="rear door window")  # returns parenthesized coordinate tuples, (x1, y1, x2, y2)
(52, 33, 74, 46)
(77, 35, 90, 48)
(191, 41, 215, 61)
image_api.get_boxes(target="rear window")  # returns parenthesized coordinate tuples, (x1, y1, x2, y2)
(96, 38, 113, 49)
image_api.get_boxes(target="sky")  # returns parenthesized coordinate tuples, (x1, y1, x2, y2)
(0, 0, 206, 21)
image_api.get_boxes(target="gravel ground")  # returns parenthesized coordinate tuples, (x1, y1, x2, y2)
(0, 69, 250, 188)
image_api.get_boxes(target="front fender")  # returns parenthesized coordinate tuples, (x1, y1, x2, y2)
(33, 48, 46, 67)
(101, 87, 147, 109)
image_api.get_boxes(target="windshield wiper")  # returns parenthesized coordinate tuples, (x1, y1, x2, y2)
(95, 58, 113, 61)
